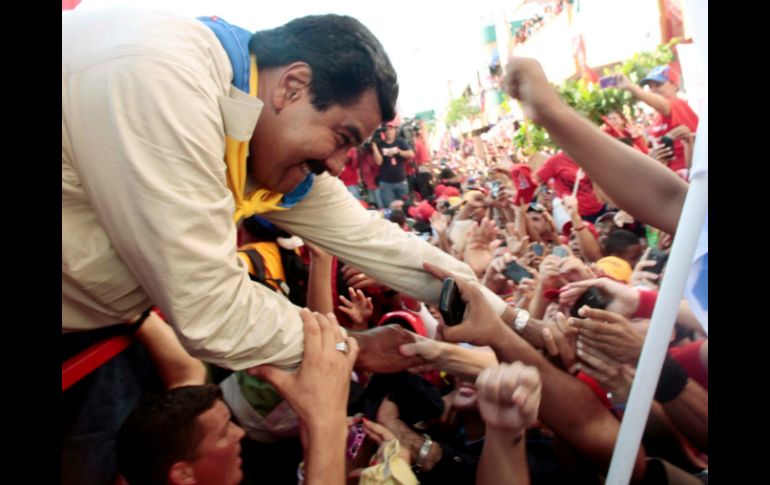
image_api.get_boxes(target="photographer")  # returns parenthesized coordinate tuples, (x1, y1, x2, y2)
(373, 121, 415, 207)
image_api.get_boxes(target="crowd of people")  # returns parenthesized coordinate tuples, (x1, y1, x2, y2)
(62, 5, 707, 485)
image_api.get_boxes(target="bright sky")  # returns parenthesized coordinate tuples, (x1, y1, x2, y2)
(75, 0, 524, 118)
(73, 0, 680, 119)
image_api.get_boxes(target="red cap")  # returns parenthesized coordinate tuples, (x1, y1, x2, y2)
(442, 186, 461, 198)
(407, 200, 436, 222)
(377, 311, 427, 337)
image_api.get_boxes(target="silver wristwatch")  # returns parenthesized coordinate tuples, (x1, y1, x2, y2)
(414, 434, 433, 472)
(514, 309, 530, 333)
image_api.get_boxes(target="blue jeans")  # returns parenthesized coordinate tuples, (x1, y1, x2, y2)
(346, 184, 362, 199)
(378, 180, 409, 208)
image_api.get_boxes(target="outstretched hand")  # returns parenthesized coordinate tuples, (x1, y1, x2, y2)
(248, 309, 358, 430)
(422, 262, 510, 348)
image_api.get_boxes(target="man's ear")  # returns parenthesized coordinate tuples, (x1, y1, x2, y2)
(271, 62, 313, 112)
(168, 461, 195, 485)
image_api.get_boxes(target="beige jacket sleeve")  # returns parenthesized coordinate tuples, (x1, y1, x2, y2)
(62, 30, 303, 371)
(263, 174, 508, 315)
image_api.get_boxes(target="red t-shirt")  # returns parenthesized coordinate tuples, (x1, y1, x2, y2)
(648, 98, 699, 172)
(358, 149, 379, 190)
(601, 125, 649, 154)
(536, 152, 604, 216)
(413, 138, 430, 165)
(510, 163, 536, 205)
(338, 147, 360, 187)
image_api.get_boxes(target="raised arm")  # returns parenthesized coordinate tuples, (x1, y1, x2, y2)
(502, 58, 688, 234)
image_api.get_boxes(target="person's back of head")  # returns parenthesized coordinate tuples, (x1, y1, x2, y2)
(250, 15, 398, 121)
(439, 168, 456, 181)
(389, 209, 407, 228)
(603, 228, 643, 265)
(116, 385, 222, 485)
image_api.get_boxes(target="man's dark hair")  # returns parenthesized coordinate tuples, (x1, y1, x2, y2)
(116, 385, 223, 485)
(439, 168, 455, 180)
(250, 15, 398, 121)
(604, 229, 640, 256)
(389, 209, 407, 227)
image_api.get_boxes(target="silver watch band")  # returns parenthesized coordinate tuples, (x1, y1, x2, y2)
(514, 309, 530, 333)
(414, 434, 433, 471)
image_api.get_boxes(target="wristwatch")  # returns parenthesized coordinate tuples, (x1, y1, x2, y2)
(514, 309, 530, 333)
(413, 434, 433, 472)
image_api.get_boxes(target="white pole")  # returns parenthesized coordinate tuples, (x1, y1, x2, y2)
(604, 160, 707, 485)
(606, 0, 707, 479)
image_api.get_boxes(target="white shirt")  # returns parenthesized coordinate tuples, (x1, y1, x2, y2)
(62, 8, 506, 371)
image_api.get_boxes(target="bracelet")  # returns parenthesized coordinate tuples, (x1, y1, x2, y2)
(633, 289, 658, 319)
(513, 309, 530, 333)
(413, 434, 433, 471)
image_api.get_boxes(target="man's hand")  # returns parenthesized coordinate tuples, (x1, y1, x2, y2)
(613, 210, 635, 228)
(475, 362, 542, 438)
(341, 264, 382, 290)
(430, 211, 449, 235)
(398, 332, 444, 368)
(504, 223, 530, 257)
(649, 145, 674, 163)
(305, 241, 331, 262)
(630, 247, 660, 289)
(538, 254, 565, 289)
(614, 73, 634, 92)
(541, 312, 578, 371)
(559, 278, 640, 317)
(491, 187, 516, 210)
(423, 262, 510, 348)
(570, 307, 644, 365)
(457, 192, 488, 221)
(352, 324, 422, 373)
(481, 253, 516, 295)
(248, 309, 358, 430)
(665, 125, 694, 144)
(338, 287, 374, 330)
(502, 57, 564, 126)
(558, 257, 594, 283)
(576, 343, 636, 406)
(359, 418, 411, 465)
(464, 217, 503, 277)
(562, 195, 579, 217)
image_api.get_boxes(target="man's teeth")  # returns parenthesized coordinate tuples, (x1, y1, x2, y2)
(300, 163, 311, 175)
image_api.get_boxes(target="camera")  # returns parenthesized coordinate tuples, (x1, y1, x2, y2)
(660, 136, 675, 151)
(570, 286, 608, 318)
(439, 278, 466, 326)
(599, 75, 618, 89)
